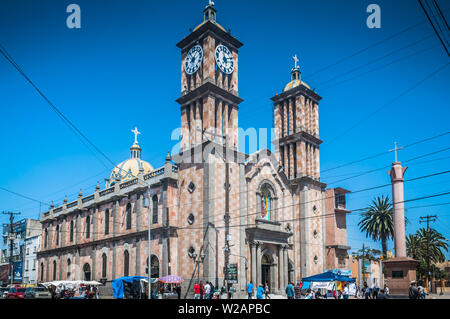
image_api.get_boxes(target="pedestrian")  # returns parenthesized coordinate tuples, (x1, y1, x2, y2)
(200, 281, 205, 299)
(342, 284, 349, 300)
(264, 282, 271, 299)
(285, 282, 295, 299)
(305, 289, 313, 299)
(377, 289, 388, 299)
(210, 282, 215, 299)
(193, 281, 201, 299)
(247, 281, 254, 299)
(294, 282, 302, 299)
(373, 284, 379, 299)
(256, 284, 264, 299)
(175, 284, 181, 299)
(363, 282, 370, 300)
(409, 281, 419, 299)
(417, 284, 425, 299)
(315, 289, 322, 299)
(384, 285, 389, 298)
(228, 284, 235, 299)
(204, 282, 211, 299)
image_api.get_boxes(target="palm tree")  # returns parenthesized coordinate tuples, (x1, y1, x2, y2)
(416, 228, 449, 264)
(406, 233, 422, 260)
(358, 195, 394, 257)
(406, 228, 449, 280)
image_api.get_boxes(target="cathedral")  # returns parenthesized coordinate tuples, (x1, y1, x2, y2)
(37, 2, 350, 296)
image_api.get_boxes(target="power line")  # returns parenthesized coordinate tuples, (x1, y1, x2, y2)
(321, 131, 449, 174)
(326, 60, 450, 146)
(315, 34, 434, 88)
(418, 0, 450, 56)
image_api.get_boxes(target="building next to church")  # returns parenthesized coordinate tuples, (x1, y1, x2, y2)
(1, 218, 41, 286)
(37, 2, 352, 296)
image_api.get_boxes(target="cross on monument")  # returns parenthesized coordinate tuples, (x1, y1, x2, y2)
(132, 127, 141, 144)
(389, 141, 404, 162)
(293, 54, 299, 68)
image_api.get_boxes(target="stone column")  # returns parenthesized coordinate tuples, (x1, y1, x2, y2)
(388, 162, 408, 257)
(256, 242, 261, 287)
(278, 245, 284, 289)
(136, 238, 141, 276)
(256, 192, 261, 219)
(283, 246, 289, 286)
(91, 245, 96, 280)
(136, 193, 142, 232)
(92, 207, 97, 241)
(251, 242, 257, 284)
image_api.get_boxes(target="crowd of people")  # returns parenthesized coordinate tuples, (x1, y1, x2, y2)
(408, 281, 428, 299)
(48, 284, 100, 299)
(193, 281, 236, 299)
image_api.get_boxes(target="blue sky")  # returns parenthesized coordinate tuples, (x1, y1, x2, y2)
(0, 0, 449, 259)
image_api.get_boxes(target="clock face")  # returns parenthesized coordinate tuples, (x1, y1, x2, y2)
(185, 45, 203, 75)
(215, 44, 235, 74)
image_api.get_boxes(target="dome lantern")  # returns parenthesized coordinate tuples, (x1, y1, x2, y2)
(107, 127, 154, 188)
(283, 54, 310, 92)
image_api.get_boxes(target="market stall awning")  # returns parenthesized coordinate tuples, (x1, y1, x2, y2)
(302, 271, 355, 283)
(158, 275, 183, 284)
(112, 276, 147, 299)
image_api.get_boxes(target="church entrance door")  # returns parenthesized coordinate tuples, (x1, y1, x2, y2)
(261, 254, 271, 288)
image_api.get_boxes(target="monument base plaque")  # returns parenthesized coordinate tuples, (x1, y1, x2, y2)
(383, 257, 419, 297)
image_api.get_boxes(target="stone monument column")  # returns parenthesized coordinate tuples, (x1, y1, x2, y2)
(388, 161, 407, 257)
(383, 142, 418, 297)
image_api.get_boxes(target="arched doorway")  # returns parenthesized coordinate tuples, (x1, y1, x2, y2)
(288, 260, 294, 284)
(124, 250, 130, 277)
(261, 254, 272, 288)
(83, 263, 91, 281)
(147, 255, 159, 278)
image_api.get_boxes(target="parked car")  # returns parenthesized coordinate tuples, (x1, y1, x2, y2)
(0, 287, 9, 299)
(7, 286, 26, 299)
(24, 286, 52, 299)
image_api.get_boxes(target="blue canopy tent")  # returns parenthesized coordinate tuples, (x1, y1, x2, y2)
(112, 276, 150, 299)
(302, 271, 355, 283)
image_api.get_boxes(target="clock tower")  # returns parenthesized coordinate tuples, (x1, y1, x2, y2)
(176, 1, 243, 151)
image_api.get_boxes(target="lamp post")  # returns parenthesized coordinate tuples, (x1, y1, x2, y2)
(191, 252, 206, 287)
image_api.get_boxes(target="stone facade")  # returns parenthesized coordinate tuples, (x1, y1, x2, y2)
(37, 3, 347, 297)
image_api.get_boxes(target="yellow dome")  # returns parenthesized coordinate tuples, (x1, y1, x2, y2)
(107, 127, 153, 187)
(108, 158, 153, 187)
(283, 79, 310, 92)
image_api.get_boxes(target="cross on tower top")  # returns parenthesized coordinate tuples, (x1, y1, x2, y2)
(389, 141, 404, 162)
(293, 54, 299, 69)
(131, 127, 141, 144)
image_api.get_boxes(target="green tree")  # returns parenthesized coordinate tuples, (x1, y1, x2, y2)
(406, 227, 449, 280)
(358, 195, 394, 257)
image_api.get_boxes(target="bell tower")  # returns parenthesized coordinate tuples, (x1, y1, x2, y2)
(176, 1, 243, 152)
(271, 56, 323, 181)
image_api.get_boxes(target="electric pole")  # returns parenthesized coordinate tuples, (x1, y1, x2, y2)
(2, 211, 21, 285)
(420, 215, 437, 293)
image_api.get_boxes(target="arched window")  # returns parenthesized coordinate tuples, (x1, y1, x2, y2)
(260, 184, 274, 221)
(56, 225, 60, 246)
(102, 253, 107, 278)
(83, 263, 91, 281)
(40, 262, 44, 282)
(147, 255, 159, 278)
(126, 203, 132, 230)
(86, 215, 91, 238)
(152, 195, 158, 224)
(124, 250, 130, 276)
(53, 260, 57, 281)
(67, 259, 71, 279)
(70, 220, 74, 242)
(104, 209, 110, 235)
(44, 229, 48, 248)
